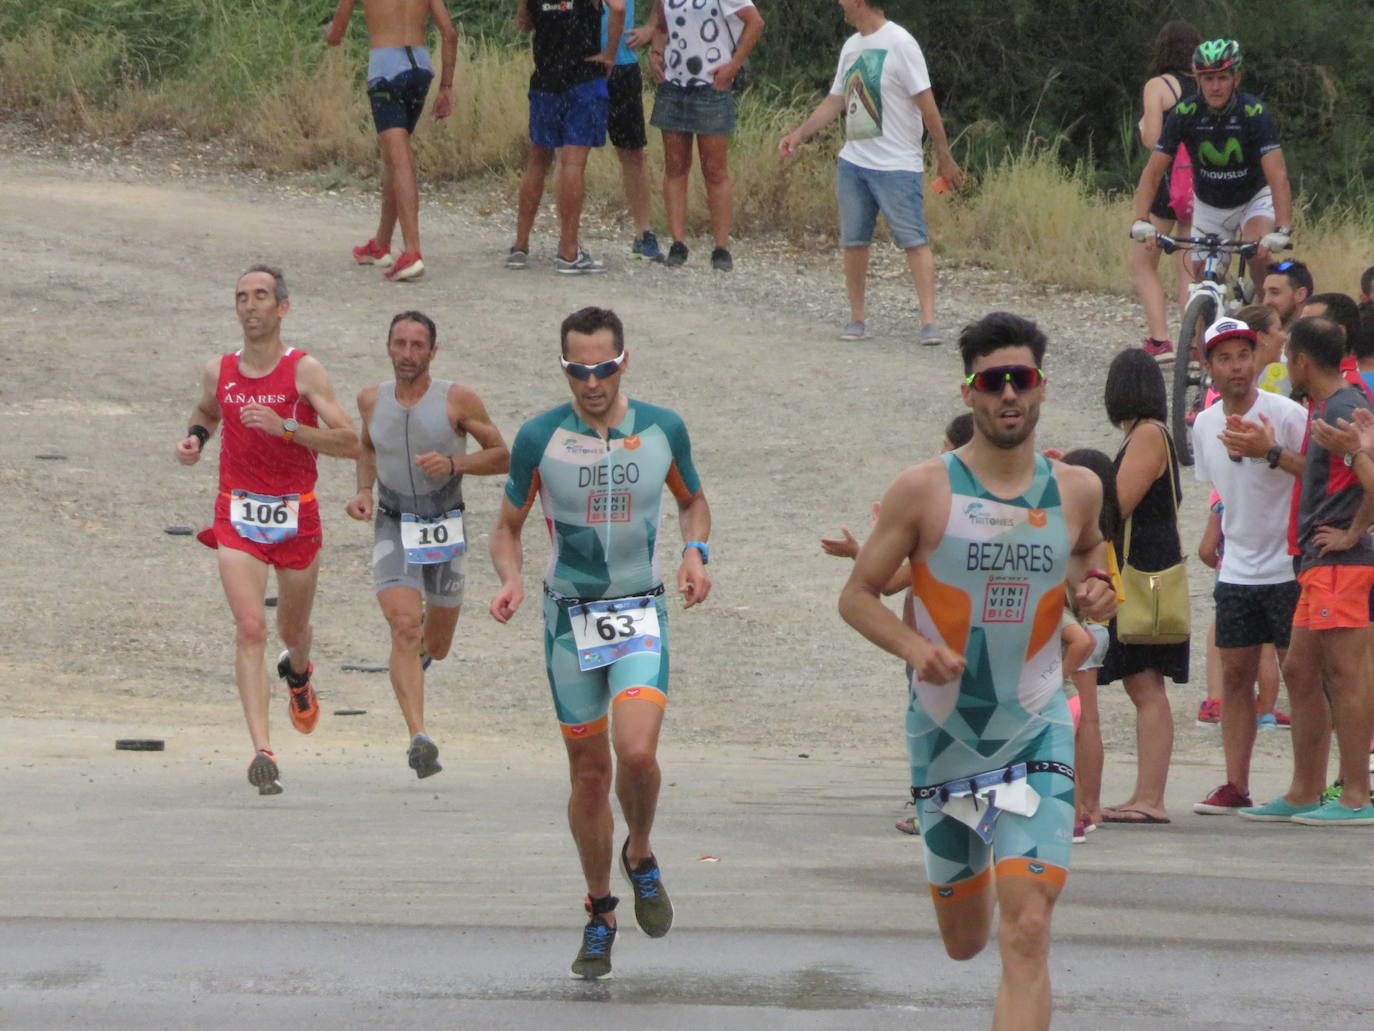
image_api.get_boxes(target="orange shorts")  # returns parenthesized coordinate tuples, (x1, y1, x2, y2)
(1293, 565, 1374, 631)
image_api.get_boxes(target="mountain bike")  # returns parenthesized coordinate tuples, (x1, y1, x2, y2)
(1152, 233, 1260, 466)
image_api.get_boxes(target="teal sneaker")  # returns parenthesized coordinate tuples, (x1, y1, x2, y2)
(1237, 797, 1321, 822)
(1291, 799, 1374, 826)
(621, 839, 673, 938)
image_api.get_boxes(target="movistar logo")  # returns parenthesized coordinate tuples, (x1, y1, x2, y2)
(1198, 138, 1244, 167)
(1245, 103, 1264, 116)
(1174, 101, 1196, 115)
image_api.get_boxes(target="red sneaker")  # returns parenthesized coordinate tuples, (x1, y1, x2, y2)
(352, 238, 394, 267)
(1142, 338, 1175, 363)
(1192, 782, 1253, 815)
(1196, 697, 1222, 726)
(384, 250, 425, 281)
(277, 650, 319, 734)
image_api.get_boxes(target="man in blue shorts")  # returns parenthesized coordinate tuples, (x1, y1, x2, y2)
(1131, 38, 1293, 287)
(508, 0, 624, 275)
(778, 0, 963, 344)
(326, 0, 459, 283)
(489, 306, 711, 978)
(839, 312, 1117, 1030)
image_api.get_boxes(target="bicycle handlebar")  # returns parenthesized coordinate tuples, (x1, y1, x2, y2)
(1152, 234, 1260, 260)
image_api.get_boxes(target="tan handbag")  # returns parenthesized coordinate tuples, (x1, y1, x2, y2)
(1116, 428, 1191, 645)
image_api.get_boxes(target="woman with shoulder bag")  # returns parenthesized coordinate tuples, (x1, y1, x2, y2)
(1097, 348, 1192, 824)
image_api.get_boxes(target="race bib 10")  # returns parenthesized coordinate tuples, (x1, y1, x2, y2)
(401, 509, 465, 565)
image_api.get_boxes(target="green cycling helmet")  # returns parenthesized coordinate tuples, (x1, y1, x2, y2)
(1192, 39, 1242, 73)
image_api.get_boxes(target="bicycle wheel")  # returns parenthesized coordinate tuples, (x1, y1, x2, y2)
(1172, 292, 1216, 466)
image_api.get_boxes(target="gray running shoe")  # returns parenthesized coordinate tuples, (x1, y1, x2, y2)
(918, 323, 944, 346)
(839, 320, 868, 341)
(570, 915, 617, 979)
(664, 241, 689, 267)
(247, 749, 283, 796)
(504, 247, 529, 270)
(407, 734, 442, 779)
(620, 839, 673, 938)
(710, 246, 733, 272)
(555, 250, 608, 275)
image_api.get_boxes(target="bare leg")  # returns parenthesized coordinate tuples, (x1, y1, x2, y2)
(1070, 669, 1103, 823)
(379, 587, 426, 738)
(1322, 627, 1374, 806)
(1129, 214, 1176, 341)
(844, 246, 870, 323)
(1256, 644, 1282, 716)
(375, 149, 399, 251)
(661, 131, 693, 244)
(217, 548, 272, 752)
(1218, 645, 1261, 792)
(696, 133, 733, 249)
(992, 873, 1061, 1031)
(423, 603, 461, 661)
(556, 145, 592, 261)
(1278, 627, 1332, 804)
(565, 732, 616, 924)
(378, 127, 420, 254)
(513, 145, 555, 253)
(611, 697, 665, 864)
(616, 147, 653, 236)
(1107, 669, 1172, 818)
(931, 873, 996, 962)
(273, 560, 318, 677)
(904, 244, 936, 326)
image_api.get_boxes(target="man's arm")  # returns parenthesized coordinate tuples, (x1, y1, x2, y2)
(175, 358, 223, 466)
(345, 387, 378, 521)
(1314, 451, 1374, 555)
(429, 0, 459, 119)
(287, 355, 362, 459)
(675, 489, 711, 608)
(912, 89, 964, 188)
(1224, 410, 1303, 476)
(1060, 465, 1117, 623)
(412, 384, 510, 479)
(515, 0, 533, 35)
(710, 5, 764, 92)
(489, 496, 531, 623)
(778, 94, 844, 158)
(592, 0, 626, 69)
(324, 0, 355, 46)
(624, 0, 663, 48)
(1260, 149, 1293, 230)
(838, 465, 965, 683)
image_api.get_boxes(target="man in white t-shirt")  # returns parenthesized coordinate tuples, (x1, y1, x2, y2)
(1190, 317, 1307, 815)
(778, 0, 962, 344)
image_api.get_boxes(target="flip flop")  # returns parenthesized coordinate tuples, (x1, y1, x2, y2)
(1101, 808, 1170, 825)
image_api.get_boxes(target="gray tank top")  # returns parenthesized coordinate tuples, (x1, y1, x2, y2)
(371, 380, 466, 518)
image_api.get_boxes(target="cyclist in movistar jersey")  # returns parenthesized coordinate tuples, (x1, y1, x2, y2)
(1131, 38, 1292, 287)
(488, 306, 711, 980)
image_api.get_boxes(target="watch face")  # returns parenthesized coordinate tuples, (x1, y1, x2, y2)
(283, 418, 299, 433)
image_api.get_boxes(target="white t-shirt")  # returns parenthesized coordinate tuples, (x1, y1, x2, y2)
(1192, 389, 1308, 584)
(663, 0, 755, 88)
(828, 20, 932, 173)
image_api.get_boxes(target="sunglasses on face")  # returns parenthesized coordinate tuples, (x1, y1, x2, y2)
(560, 352, 627, 381)
(963, 365, 1046, 394)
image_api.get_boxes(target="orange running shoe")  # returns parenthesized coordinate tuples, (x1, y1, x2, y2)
(248, 748, 283, 795)
(277, 650, 319, 734)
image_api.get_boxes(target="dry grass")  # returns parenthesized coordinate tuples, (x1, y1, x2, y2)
(2, 24, 1369, 295)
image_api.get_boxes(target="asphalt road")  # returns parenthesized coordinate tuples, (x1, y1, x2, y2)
(2, 718, 1371, 1030)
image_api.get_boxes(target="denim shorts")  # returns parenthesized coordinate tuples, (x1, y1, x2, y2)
(650, 82, 736, 136)
(836, 156, 929, 249)
(529, 77, 609, 150)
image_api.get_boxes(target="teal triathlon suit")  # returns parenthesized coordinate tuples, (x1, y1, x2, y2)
(1155, 91, 1281, 209)
(504, 399, 701, 738)
(907, 453, 1075, 895)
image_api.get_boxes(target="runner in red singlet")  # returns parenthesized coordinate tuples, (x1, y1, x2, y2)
(175, 265, 361, 795)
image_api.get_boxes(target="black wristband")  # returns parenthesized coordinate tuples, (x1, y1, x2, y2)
(188, 425, 210, 452)
(1266, 445, 1283, 469)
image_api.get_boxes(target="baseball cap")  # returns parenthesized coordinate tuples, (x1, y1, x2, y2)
(1203, 317, 1257, 355)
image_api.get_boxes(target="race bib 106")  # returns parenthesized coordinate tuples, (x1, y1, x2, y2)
(230, 490, 299, 544)
(401, 509, 465, 565)
(569, 595, 661, 671)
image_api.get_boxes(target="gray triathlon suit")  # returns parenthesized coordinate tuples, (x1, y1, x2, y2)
(370, 380, 467, 607)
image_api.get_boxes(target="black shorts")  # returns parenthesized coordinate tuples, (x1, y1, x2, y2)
(1149, 163, 1179, 222)
(368, 67, 433, 135)
(1214, 580, 1300, 649)
(607, 62, 647, 151)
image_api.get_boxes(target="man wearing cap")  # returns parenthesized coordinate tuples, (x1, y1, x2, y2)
(1188, 317, 1306, 815)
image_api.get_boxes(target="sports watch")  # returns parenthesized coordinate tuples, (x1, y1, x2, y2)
(1266, 445, 1283, 469)
(282, 417, 299, 443)
(683, 541, 710, 564)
